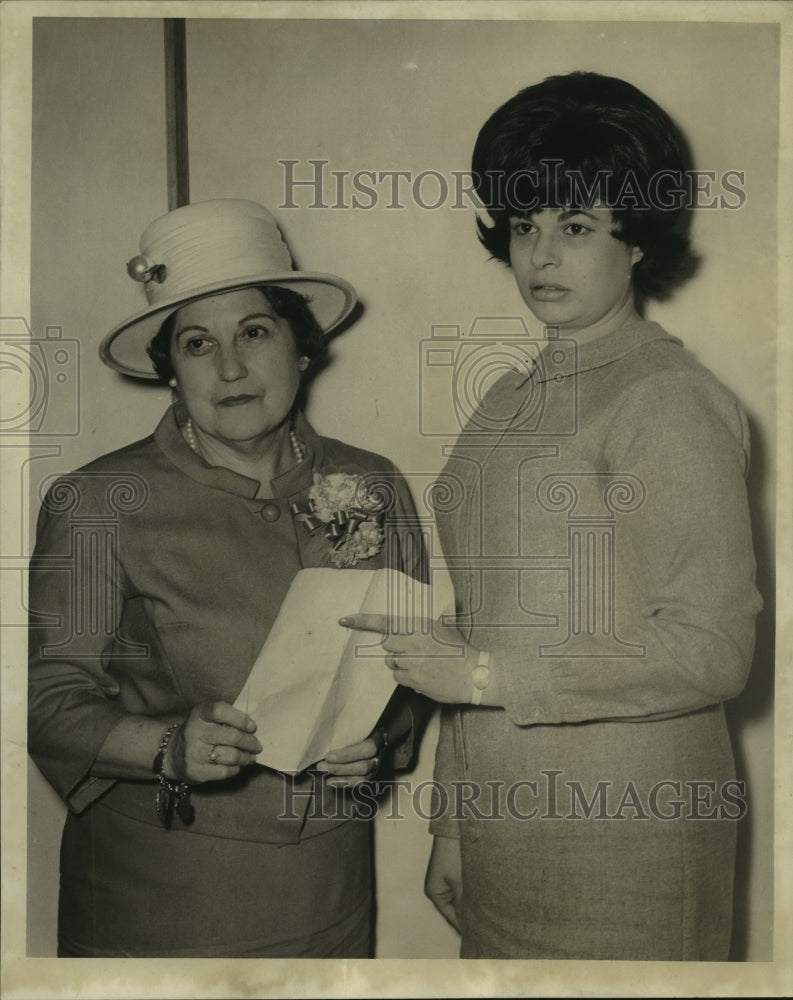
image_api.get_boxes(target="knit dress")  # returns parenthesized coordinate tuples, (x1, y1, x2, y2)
(430, 319, 761, 960)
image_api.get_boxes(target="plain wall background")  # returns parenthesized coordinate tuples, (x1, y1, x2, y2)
(24, 14, 777, 962)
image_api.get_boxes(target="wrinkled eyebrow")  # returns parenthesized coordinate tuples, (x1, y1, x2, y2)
(174, 325, 209, 341)
(236, 312, 277, 326)
(175, 312, 276, 340)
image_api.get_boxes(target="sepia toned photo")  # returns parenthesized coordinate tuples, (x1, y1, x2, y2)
(2, 2, 790, 997)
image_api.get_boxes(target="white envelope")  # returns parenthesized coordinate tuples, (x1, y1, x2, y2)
(234, 566, 455, 773)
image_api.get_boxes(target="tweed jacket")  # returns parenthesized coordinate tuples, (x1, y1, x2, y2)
(28, 406, 425, 844)
(431, 318, 761, 835)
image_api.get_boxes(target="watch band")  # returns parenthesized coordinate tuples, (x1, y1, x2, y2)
(470, 649, 491, 705)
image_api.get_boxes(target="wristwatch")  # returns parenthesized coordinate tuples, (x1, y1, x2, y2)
(470, 650, 491, 705)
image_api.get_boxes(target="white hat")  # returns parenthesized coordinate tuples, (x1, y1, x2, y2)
(99, 199, 357, 379)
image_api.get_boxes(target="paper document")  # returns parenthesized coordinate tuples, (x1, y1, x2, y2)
(234, 566, 455, 773)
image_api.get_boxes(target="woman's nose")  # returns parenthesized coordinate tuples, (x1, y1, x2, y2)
(530, 232, 561, 269)
(217, 345, 247, 381)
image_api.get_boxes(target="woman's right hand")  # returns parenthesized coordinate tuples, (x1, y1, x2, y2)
(165, 701, 262, 784)
(425, 833, 463, 933)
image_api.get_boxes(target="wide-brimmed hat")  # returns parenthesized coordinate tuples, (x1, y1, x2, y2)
(99, 199, 357, 379)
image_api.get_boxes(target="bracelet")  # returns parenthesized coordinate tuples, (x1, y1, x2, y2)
(470, 650, 491, 706)
(375, 723, 391, 755)
(153, 722, 193, 828)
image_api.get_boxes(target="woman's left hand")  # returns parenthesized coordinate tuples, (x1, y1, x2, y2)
(338, 614, 476, 704)
(316, 734, 381, 788)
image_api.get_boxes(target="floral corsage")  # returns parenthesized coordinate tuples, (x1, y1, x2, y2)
(291, 471, 386, 568)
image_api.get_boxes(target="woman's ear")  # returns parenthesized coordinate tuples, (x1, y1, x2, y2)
(631, 245, 644, 266)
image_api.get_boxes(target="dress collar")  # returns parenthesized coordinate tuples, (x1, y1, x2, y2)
(446, 318, 685, 455)
(533, 318, 682, 381)
(154, 404, 323, 499)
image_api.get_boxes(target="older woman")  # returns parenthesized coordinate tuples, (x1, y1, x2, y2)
(343, 72, 761, 959)
(28, 199, 427, 958)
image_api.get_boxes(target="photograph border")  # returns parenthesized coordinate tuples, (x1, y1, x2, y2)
(2, 1, 791, 997)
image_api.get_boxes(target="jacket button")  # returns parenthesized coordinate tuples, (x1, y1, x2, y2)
(261, 502, 281, 522)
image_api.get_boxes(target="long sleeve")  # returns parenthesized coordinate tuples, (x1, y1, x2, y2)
(387, 465, 429, 586)
(378, 465, 434, 769)
(496, 369, 761, 727)
(28, 478, 129, 812)
(428, 705, 461, 837)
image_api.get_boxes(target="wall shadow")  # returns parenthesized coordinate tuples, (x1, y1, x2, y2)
(726, 408, 775, 961)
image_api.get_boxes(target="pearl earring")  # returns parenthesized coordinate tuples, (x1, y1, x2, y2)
(168, 377, 178, 389)
(298, 356, 310, 372)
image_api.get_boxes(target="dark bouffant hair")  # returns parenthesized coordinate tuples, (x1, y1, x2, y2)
(146, 284, 325, 382)
(472, 71, 700, 305)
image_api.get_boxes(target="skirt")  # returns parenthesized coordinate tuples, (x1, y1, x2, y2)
(454, 706, 740, 960)
(57, 799, 373, 958)
(459, 804, 737, 960)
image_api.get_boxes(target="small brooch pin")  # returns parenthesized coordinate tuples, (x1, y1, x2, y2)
(126, 254, 167, 284)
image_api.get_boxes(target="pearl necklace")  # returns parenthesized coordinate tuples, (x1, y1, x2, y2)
(184, 417, 306, 463)
(289, 422, 307, 462)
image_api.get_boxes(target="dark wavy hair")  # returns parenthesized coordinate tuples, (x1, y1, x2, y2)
(472, 72, 700, 306)
(146, 284, 325, 383)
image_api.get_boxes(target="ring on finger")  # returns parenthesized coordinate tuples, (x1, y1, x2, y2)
(385, 652, 400, 670)
(208, 744, 219, 764)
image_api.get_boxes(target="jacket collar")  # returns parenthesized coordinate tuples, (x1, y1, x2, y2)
(154, 404, 323, 499)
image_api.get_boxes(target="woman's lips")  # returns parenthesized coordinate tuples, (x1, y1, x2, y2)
(217, 394, 258, 406)
(530, 284, 570, 301)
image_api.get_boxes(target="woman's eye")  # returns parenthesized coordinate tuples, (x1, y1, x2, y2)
(184, 337, 211, 355)
(511, 221, 535, 236)
(242, 324, 271, 341)
(564, 223, 591, 236)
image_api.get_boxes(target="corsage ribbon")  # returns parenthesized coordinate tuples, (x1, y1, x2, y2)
(291, 503, 376, 551)
(289, 471, 386, 567)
